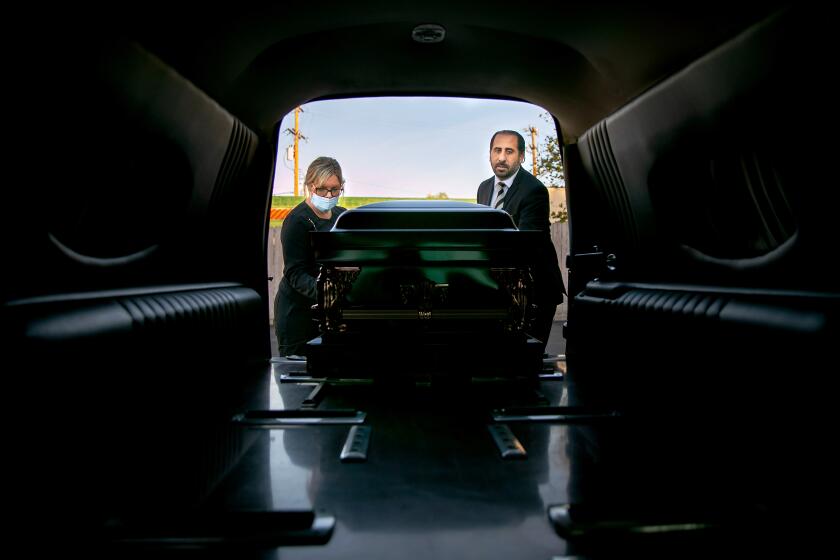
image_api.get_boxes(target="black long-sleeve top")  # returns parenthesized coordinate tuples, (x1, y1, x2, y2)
(279, 201, 346, 301)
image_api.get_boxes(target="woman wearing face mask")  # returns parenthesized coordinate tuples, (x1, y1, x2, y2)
(274, 157, 347, 359)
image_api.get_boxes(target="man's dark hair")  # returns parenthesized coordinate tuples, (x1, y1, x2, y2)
(490, 130, 526, 154)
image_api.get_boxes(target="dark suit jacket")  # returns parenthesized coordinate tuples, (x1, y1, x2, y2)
(478, 168, 565, 304)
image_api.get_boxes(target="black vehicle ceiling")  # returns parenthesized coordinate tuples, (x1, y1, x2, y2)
(97, 1, 788, 140)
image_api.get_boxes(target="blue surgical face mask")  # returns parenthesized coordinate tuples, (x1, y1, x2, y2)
(311, 192, 339, 212)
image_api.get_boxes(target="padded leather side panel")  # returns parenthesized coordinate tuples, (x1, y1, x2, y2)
(573, 9, 834, 289)
(4, 285, 267, 516)
(569, 281, 837, 415)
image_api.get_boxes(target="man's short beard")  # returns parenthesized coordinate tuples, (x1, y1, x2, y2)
(495, 163, 519, 179)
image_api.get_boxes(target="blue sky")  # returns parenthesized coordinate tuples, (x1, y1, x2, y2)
(271, 97, 552, 199)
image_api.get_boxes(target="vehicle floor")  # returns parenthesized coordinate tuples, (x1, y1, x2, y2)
(184, 352, 788, 559)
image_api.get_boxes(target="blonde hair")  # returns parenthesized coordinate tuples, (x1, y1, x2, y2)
(305, 157, 345, 192)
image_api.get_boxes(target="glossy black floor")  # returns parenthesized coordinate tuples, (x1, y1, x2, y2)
(193, 358, 568, 557)
(95, 324, 801, 557)
(121, 331, 796, 559)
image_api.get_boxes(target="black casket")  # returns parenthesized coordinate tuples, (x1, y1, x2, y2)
(307, 200, 544, 378)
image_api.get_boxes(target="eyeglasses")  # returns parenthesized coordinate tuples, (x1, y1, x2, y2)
(314, 186, 343, 196)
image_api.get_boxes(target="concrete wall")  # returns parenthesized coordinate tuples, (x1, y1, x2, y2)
(550, 220, 569, 321)
(548, 186, 567, 221)
(267, 227, 284, 325)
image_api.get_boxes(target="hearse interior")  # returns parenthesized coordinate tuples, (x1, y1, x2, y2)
(3, 3, 833, 557)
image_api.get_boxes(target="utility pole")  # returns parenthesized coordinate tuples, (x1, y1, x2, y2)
(293, 106, 300, 197)
(284, 106, 307, 197)
(528, 125, 539, 175)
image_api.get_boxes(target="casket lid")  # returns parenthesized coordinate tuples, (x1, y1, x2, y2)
(333, 200, 516, 231)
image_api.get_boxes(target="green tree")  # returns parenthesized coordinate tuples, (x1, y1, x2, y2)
(535, 112, 565, 188)
(426, 192, 449, 199)
(535, 113, 567, 223)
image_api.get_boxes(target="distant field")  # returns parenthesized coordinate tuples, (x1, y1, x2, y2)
(269, 196, 473, 227)
(271, 195, 472, 209)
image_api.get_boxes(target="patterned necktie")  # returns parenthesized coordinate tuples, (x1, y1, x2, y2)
(494, 182, 507, 210)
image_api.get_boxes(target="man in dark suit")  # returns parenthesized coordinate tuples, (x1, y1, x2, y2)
(478, 130, 565, 352)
